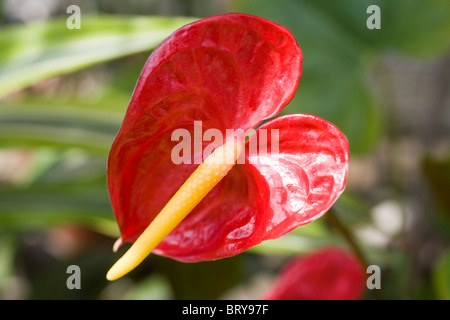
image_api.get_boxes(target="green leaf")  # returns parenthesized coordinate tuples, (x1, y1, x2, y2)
(433, 249, 450, 300)
(375, 0, 450, 57)
(233, 0, 450, 154)
(308, 0, 450, 57)
(0, 182, 118, 236)
(0, 146, 117, 236)
(0, 104, 122, 152)
(282, 56, 382, 154)
(233, 0, 381, 154)
(0, 15, 197, 99)
(0, 233, 18, 294)
(124, 274, 173, 300)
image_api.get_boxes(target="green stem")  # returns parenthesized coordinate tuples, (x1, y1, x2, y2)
(325, 208, 368, 269)
(326, 208, 385, 299)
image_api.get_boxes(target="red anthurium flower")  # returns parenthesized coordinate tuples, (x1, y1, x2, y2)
(262, 247, 366, 300)
(106, 13, 349, 280)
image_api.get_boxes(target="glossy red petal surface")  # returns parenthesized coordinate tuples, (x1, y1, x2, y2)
(108, 14, 302, 254)
(246, 114, 349, 242)
(262, 247, 366, 300)
(117, 13, 301, 134)
(153, 114, 348, 261)
(153, 163, 270, 261)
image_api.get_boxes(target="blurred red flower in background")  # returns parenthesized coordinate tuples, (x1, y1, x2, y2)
(262, 247, 366, 300)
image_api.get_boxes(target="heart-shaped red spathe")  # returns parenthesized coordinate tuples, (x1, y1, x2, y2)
(107, 13, 349, 262)
(152, 114, 349, 261)
(261, 247, 366, 300)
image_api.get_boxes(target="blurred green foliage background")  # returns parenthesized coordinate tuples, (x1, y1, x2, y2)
(0, 0, 449, 300)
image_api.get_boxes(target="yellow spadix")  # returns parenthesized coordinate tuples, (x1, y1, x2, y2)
(106, 140, 242, 281)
